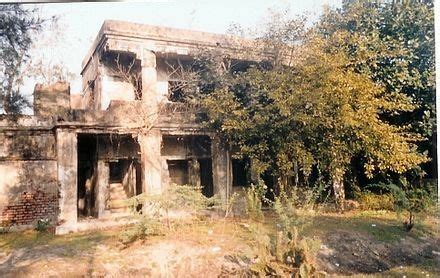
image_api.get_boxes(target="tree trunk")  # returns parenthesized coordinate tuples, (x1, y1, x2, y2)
(293, 161, 299, 187)
(332, 169, 345, 212)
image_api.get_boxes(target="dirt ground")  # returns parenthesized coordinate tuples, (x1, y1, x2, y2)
(1, 211, 439, 277)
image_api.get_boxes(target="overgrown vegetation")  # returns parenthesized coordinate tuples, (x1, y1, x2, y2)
(368, 180, 436, 231)
(120, 184, 214, 244)
(175, 0, 436, 213)
(34, 218, 51, 233)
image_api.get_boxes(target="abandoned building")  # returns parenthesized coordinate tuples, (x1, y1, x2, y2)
(0, 20, 260, 234)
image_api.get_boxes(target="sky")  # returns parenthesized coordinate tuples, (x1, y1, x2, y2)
(21, 0, 342, 99)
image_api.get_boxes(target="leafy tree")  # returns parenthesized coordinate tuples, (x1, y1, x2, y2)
(318, 0, 436, 180)
(188, 8, 429, 210)
(0, 4, 45, 114)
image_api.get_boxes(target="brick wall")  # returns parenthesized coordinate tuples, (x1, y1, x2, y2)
(0, 189, 58, 226)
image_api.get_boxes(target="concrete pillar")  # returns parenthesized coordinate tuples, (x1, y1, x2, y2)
(56, 129, 77, 234)
(140, 49, 157, 108)
(139, 130, 165, 196)
(211, 136, 231, 202)
(95, 160, 109, 218)
(189, 158, 201, 188)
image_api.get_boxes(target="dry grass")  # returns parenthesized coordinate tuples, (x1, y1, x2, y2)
(0, 211, 438, 277)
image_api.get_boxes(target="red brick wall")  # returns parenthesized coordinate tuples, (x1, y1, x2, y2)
(0, 189, 58, 226)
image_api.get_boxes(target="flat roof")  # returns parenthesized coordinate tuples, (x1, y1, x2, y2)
(81, 20, 260, 72)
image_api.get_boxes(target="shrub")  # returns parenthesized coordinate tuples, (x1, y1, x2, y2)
(244, 182, 266, 221)
(35, 218, 51, 232)
(120, 216, 164, 245)
(367, 181, 437, 231)
(273, 187, 318, 233)
(246, 223, 322, 277)
(0, 226, 10, 234)
(357, 191, 395, 211)
(121, 184, 214, 245)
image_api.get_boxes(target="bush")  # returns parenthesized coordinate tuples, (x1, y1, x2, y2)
(121, 184, 214, 245)
(367, 181, 437, 231)
(35, 218, 51, 232)
(357, 191, 395, 211)
(245, 223, 323, 277)
(244, 182, 266, 221)
(120, 216, 164, 245)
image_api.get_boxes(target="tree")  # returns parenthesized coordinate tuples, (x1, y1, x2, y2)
(318, 0, 436, 180)
(188, 7, 429, 210)
(0, 4, 45, 114)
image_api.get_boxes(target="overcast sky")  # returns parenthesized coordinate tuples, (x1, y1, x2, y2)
(21, 0, 342, 98)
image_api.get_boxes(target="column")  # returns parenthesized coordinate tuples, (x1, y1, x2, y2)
(56, 129, 77, 234)
(211, 136, 231, 202)
(140, 49, 158, 108)
(189, 158, 201, 188)
(95, 160, 109, 218)
(139, 129, 164, 196)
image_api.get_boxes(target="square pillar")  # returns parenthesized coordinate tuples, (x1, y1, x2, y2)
(189, 158, 201, 187)
(56, 129, 77, 234)
(211, 136, 231, 202)
(139, 130, 165, 196)
(141, 49, 158, 108)
(95, 160, 109, 218)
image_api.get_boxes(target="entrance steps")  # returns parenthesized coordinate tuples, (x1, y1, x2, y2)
(107, 182, 131, 214)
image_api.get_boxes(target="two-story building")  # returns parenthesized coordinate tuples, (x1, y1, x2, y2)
(0, 20, 262, 234)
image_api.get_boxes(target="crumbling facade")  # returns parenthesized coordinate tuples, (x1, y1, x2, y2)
(0, 20, 257, 233)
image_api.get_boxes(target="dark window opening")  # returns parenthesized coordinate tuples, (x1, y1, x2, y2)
(102, 51, 142, 100)
(232, 158, 250, 187)
(168, 81, 186, 102)
(199, 158, 214, 197)
(167, 160, 189, 185)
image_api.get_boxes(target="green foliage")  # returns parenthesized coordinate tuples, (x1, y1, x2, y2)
(244, 182, 266, 221)
(319, 0, 436, 177)
(367, 181, 436, 231)
(0, 226, 10, 234)
(188, 2, 432, 209)
(121, 184, 214, 245)
(0, 4, 46, 114)
(119, 216, 164, 245)
(34, 218, 51, 233)
(357, 191, 395, 211)
(246, 222, 322, 277)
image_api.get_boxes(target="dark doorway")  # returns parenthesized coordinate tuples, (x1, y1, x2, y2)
(77, 134, 98, 218)
(77, 133, 142, 218)
(199, 158, 214, 197)
(109, 160, 124, 183)
(232, 158, 250, 187)
(135, 162, 142, 195)
(167, 160, 189, 185)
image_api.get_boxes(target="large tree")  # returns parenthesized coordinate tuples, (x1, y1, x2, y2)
(188, 2, 431, 210)
(318, 0, 436, 180)
(0, 4, 44, 114)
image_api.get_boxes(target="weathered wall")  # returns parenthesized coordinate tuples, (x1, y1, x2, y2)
(100, 71, 137, 110)
(34, 82, 70, 119)
(0, 128, 58, 227)
(56, 129, 77, 234)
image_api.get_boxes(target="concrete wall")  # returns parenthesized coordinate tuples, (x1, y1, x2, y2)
(100, 75, 136, 109)
(34, 82, 70, 119)
(0, 128, 58, 227)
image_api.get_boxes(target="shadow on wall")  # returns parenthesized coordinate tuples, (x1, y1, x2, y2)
(0, 132, 59, 228)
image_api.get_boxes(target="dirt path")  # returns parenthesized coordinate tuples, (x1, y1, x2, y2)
(317, 230, 440, 275)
